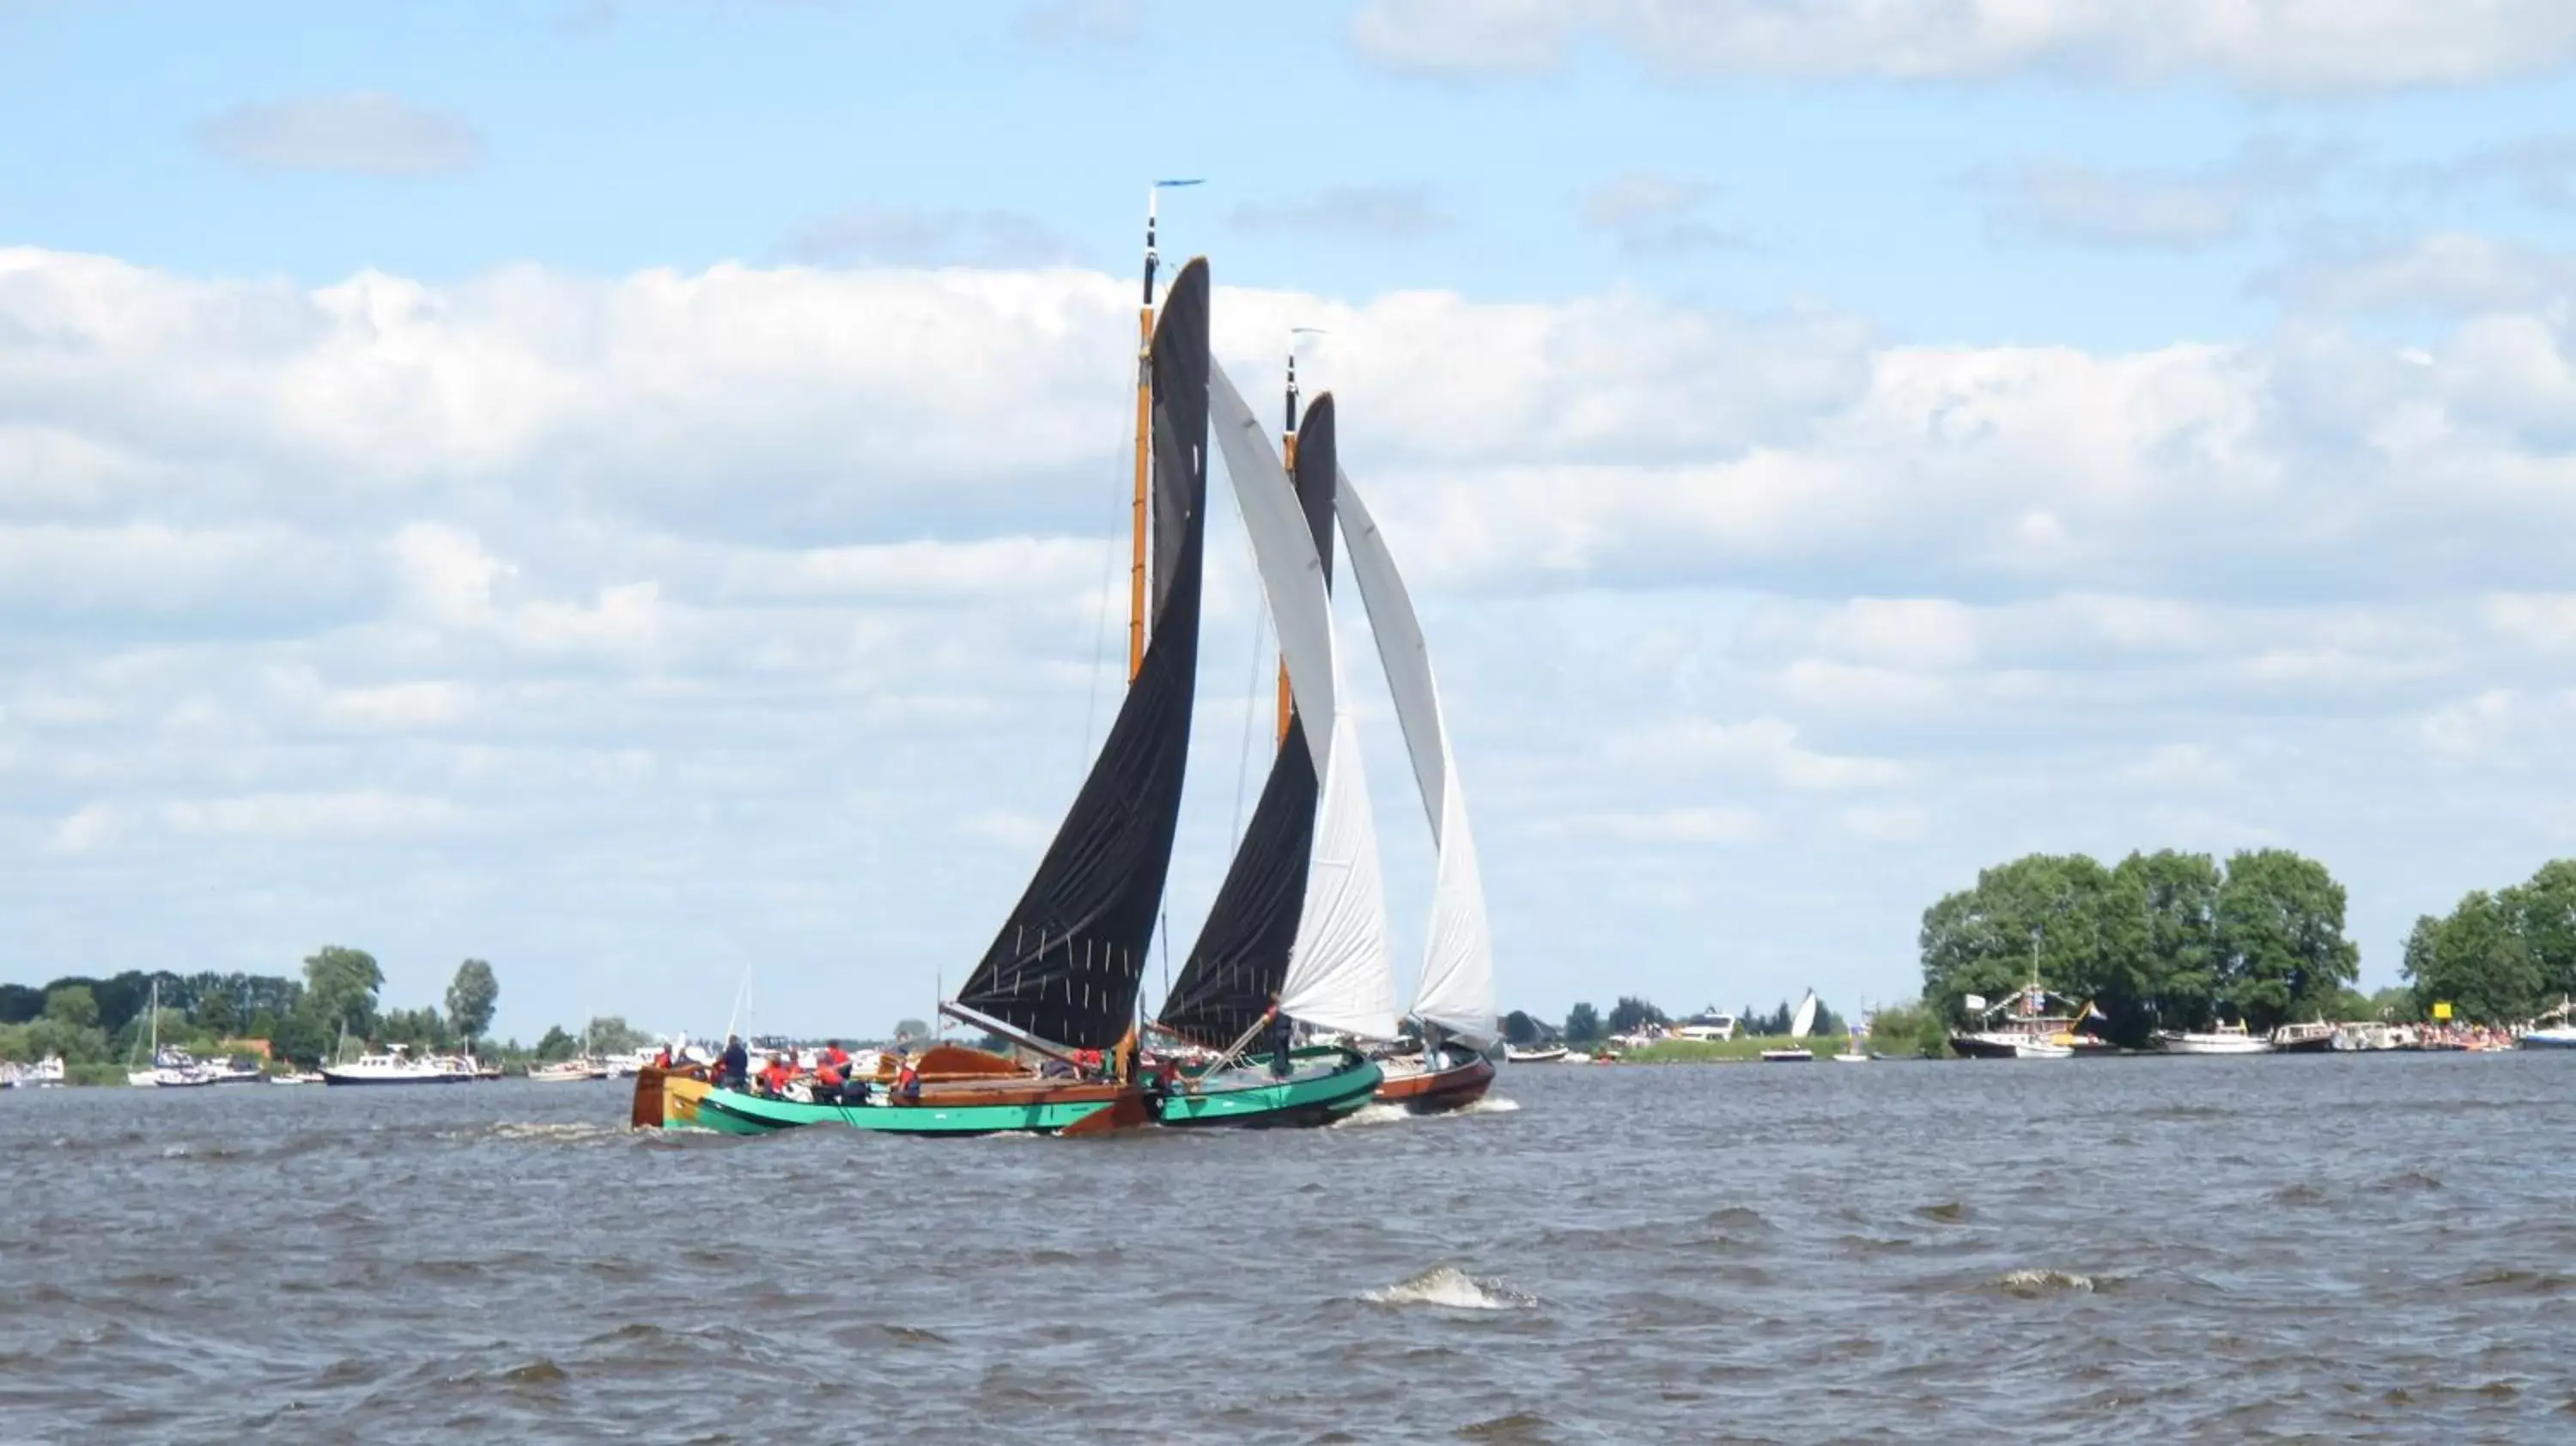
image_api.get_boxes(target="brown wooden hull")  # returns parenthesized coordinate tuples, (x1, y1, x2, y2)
(1372, 1055, 1496, 1115)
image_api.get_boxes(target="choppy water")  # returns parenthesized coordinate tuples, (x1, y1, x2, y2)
(6, 1055, 2575, 1443)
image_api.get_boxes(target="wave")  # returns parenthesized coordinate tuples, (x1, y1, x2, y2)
(1460, 1096, 1521, 1115)
(1331, 1103, 1413, 1129)
(1991, 1268, 2099, 1297)
(1364, 1265, 1537, 1311)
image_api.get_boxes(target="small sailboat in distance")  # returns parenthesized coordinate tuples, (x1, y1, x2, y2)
(1760, 989, 1820, 1062)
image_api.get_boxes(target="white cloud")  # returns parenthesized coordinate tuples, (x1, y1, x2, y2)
(1348, 0, 2576, 93)
(1225, 185, 1455, 241)
(46, 803, 123, 855)
(1576, 173, 1746, 257)
(2123, 744, 2235, 790)
(159, 791, 467, 841)
(195, 93, 482, 176)
(1839, 804, 1929, 842)
(1613, 716, 1905, 790)
(1568, 806, 1765, 844)
(2262, 234, 2576, 318)
(776, 207, 1072, 268)
(1970, 143, 2329, 251)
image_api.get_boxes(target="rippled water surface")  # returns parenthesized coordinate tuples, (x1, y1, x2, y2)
(8, 1055, 2576, 1443)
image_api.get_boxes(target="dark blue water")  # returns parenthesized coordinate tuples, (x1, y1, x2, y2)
(5, 1055, 2573, 1443)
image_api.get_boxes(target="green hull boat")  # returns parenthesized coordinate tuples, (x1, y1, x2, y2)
(692, 1080, 1148, 1138)
(1155, 1047, 1381, 1128)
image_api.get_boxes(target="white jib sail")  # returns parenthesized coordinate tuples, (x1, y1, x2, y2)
(1790, 989, 1820, 1040)
(1207, 363, 1399, 1042)
(1335, 471, 1498, 1052)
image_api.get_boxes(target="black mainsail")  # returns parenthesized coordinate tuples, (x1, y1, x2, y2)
(951, 258, 1212, 1051)
(1156, 393, 1340, 1049)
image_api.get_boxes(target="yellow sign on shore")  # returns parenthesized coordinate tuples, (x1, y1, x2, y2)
(2433, 1001, 2454, 1020)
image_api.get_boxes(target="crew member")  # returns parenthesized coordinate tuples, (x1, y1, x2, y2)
(757, 1053, 794, 1097)
(1267, 1001, 1295, 1080)
(893, 1048, 922, 1104)
(717, 1034, 750, 1090)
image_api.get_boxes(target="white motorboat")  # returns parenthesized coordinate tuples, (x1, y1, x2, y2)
(267, 1070, 325, 1084)
(204, 1056, 267, 1084)
(320, 1043, 477, 1085)
(1759, 1047, 1814, 1062)
(2155, 1021, 2274, 1055)
(2, 1055, 66, 1088)
(2521, 999, 2576, 1048)
(526, 1060, 594, 1083)
(1504, 1044, 1569, 1064)
(2268, 1021, 2339, 1054)
(1952, 1031, 2074, 1060)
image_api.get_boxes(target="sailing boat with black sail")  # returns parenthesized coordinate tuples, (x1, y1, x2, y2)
(1150, 365, 1392, 1127)
(674, 216, 1214, 1138)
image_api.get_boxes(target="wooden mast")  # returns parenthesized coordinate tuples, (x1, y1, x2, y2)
(1130, 191, 1159, 684)
(1275, 348, 1299, 745)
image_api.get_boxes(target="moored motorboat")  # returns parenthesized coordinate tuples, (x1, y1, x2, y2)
(267, 1069, 324, 1085)
(1951, 1031, 2074, 1060)
(2269, 1020, 2338, 1053)
(1759, 1048, 1814, 1062)
(2154, 1021, 2273, 1055)
(528, 1059, 594, 1083)
(1505, 1044, 1568, 1064)
(1950, 968, 2102, 1060)
(321, 1043, 478, 1084)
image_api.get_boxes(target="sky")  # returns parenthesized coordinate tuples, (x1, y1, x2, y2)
(6, 0, 2576, 1042)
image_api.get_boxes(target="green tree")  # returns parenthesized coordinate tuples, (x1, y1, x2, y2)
(536, 1025, 578, 1060)
(270, 1004, 334, 1066)
(445, 960, 499, 1050)
(2503, 860, 2576, 1006)
(1920, 854, 2121, 1029)
(1607, 996, 1666, 1035)
(892, 1018, 930, 1044)
(1563, 1002, 1602, 1043)
(194, 988, 240, 1037)
(2406, 893, 2546, 1024)
(45, 985, 100, 1031)
(2215, 848, 2360, 1030)
(302, 946, 384, 1033)
(585, 1016, 650, 1053)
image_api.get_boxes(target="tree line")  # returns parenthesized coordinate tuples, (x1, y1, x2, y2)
(1911, 850, 2576, 1044)
(2399, 860, 2576, 1025)
(0, 946, 531, 1068)
(1916, 849, 2361, 1044)
(1505, 993, 1848, 1048)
